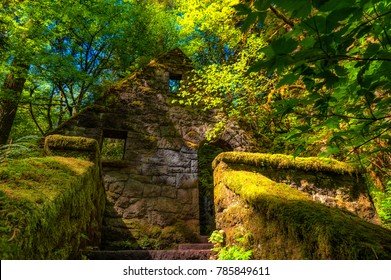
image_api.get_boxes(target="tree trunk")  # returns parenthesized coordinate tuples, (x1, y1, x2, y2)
(0, 58, 30, 145)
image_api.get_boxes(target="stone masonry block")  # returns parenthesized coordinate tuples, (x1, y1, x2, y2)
(150, 197, 178, 213)
(123, 200, 146, 218)
(108, 181, 125, 195)
(143, 184, 161, 198)
(177, 189, 193, 204)
(176, 173, 198, 189)
(161, 185, 177, 199)
(123, 178, 144, 197)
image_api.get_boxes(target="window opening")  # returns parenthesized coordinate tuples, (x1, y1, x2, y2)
(169, 73, 182, 93)
(101, 130, 127, 160)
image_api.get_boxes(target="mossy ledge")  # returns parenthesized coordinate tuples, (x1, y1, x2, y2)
(45, 134, 100, 161)
(0, 139, 105, 259)
(214, 162, 391, 259)
(213, 152, 358, 175)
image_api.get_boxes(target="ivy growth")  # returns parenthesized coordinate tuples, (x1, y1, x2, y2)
(209, 229, 253, 260)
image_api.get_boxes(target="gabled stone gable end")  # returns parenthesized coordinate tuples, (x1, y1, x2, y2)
(50, 48, 258, 245)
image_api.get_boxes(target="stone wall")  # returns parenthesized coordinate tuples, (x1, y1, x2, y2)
(0, 135, 105, 259)
(213, 152, 391, 259)
(50, 49, 258, 247)
(213, 152, 378, 223)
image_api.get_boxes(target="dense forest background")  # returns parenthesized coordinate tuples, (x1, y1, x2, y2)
(1, 0, 390, 227)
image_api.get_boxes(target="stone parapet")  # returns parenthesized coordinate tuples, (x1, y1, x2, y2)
(213, 152, 391, 259)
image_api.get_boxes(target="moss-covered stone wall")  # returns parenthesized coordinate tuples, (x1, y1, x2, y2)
(213, 152, 391, 259)
(213, 152, 378, 223)
(0, 135, 105, 259)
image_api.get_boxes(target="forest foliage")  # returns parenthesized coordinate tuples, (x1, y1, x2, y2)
(1, 0, 391, 226)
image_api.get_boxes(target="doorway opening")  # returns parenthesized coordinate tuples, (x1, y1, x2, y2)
(198, 142, 230, 235)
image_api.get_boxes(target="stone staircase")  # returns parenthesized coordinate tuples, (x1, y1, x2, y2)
(85, 236, 214, 260)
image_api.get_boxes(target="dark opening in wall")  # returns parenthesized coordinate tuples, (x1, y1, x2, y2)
(198, 144, 224, 235)
(101, 130, 127, 160)
(169, 73, 182, 93)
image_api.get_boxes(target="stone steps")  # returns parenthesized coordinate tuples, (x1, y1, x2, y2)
(85, 249, 213, 260)
(177, 243, 213, 250)
(85, 236, 214, 260)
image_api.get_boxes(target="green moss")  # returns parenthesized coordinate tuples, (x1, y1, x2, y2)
(214, 163, 391, 259)
(0, 156, 105, 259)
(45, 135, 100, 161)
(213, 152, 358, 175)
(103, 219, 198, 250)
(45, 135, 98, 152)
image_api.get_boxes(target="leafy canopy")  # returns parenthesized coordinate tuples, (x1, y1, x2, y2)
(236, 0, 391, 163)
(1, 0, 178, 140)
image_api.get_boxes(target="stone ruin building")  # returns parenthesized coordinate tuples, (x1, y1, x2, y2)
(48, 48, 381, 257)
(52, 48, 258, 247)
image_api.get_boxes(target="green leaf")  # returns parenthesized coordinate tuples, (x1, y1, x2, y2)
(254, 0, 273, 11)
(271, 37, 298, 54)
(303, 77, 316, 89)
(274, 0, 313, 18)
(233, 4, 252, 16)
(318, 0, 358, 12)
(248, 59, 267, 73)
(326, 8, 359, 30)
(319, 146, 340, 157)
(241, 12, 258, 31)
(293, 144, 305, 157)
(278, 72, 300, 86)
(300, 36, 316, 49)
(324, 116, 340, 129)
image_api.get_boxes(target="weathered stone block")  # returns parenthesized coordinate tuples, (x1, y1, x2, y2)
(185, 219, 200, 235)
(108, 181, 125, 195)
(106, 191, 121, 200)
(161, 185, 177, 199)
(156, 149, 181, 163)
(168, 166, 190, 173)
(191, 188, 199, 206)
(160, 126, 178, 137)
(176, 173, 198, 189)
(123, 179, 144, 197)
(141, 163, 168, 176)
(129, 174, 153, 184)
(104, 171, 128, 183)
(116, 196, 131, 209)
(152, 175, 176, 186)
(124, 150, 142, 161)
(191, 160, 198, 173)
(147, 211, 175, 226)
(124, 200, 146, 218)
(157, 138, 182, 150)
(150, 197, 178, 213)
(177, 189, 193, 204)
(143, 184, 161, 198)
(181, 204, 199, 219)
(180, 146, 197, 157)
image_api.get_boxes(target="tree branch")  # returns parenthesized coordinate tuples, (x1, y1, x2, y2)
(269, 5, 295, 28)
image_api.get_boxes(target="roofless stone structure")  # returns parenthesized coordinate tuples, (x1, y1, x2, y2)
(51, 48, 258, 247)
